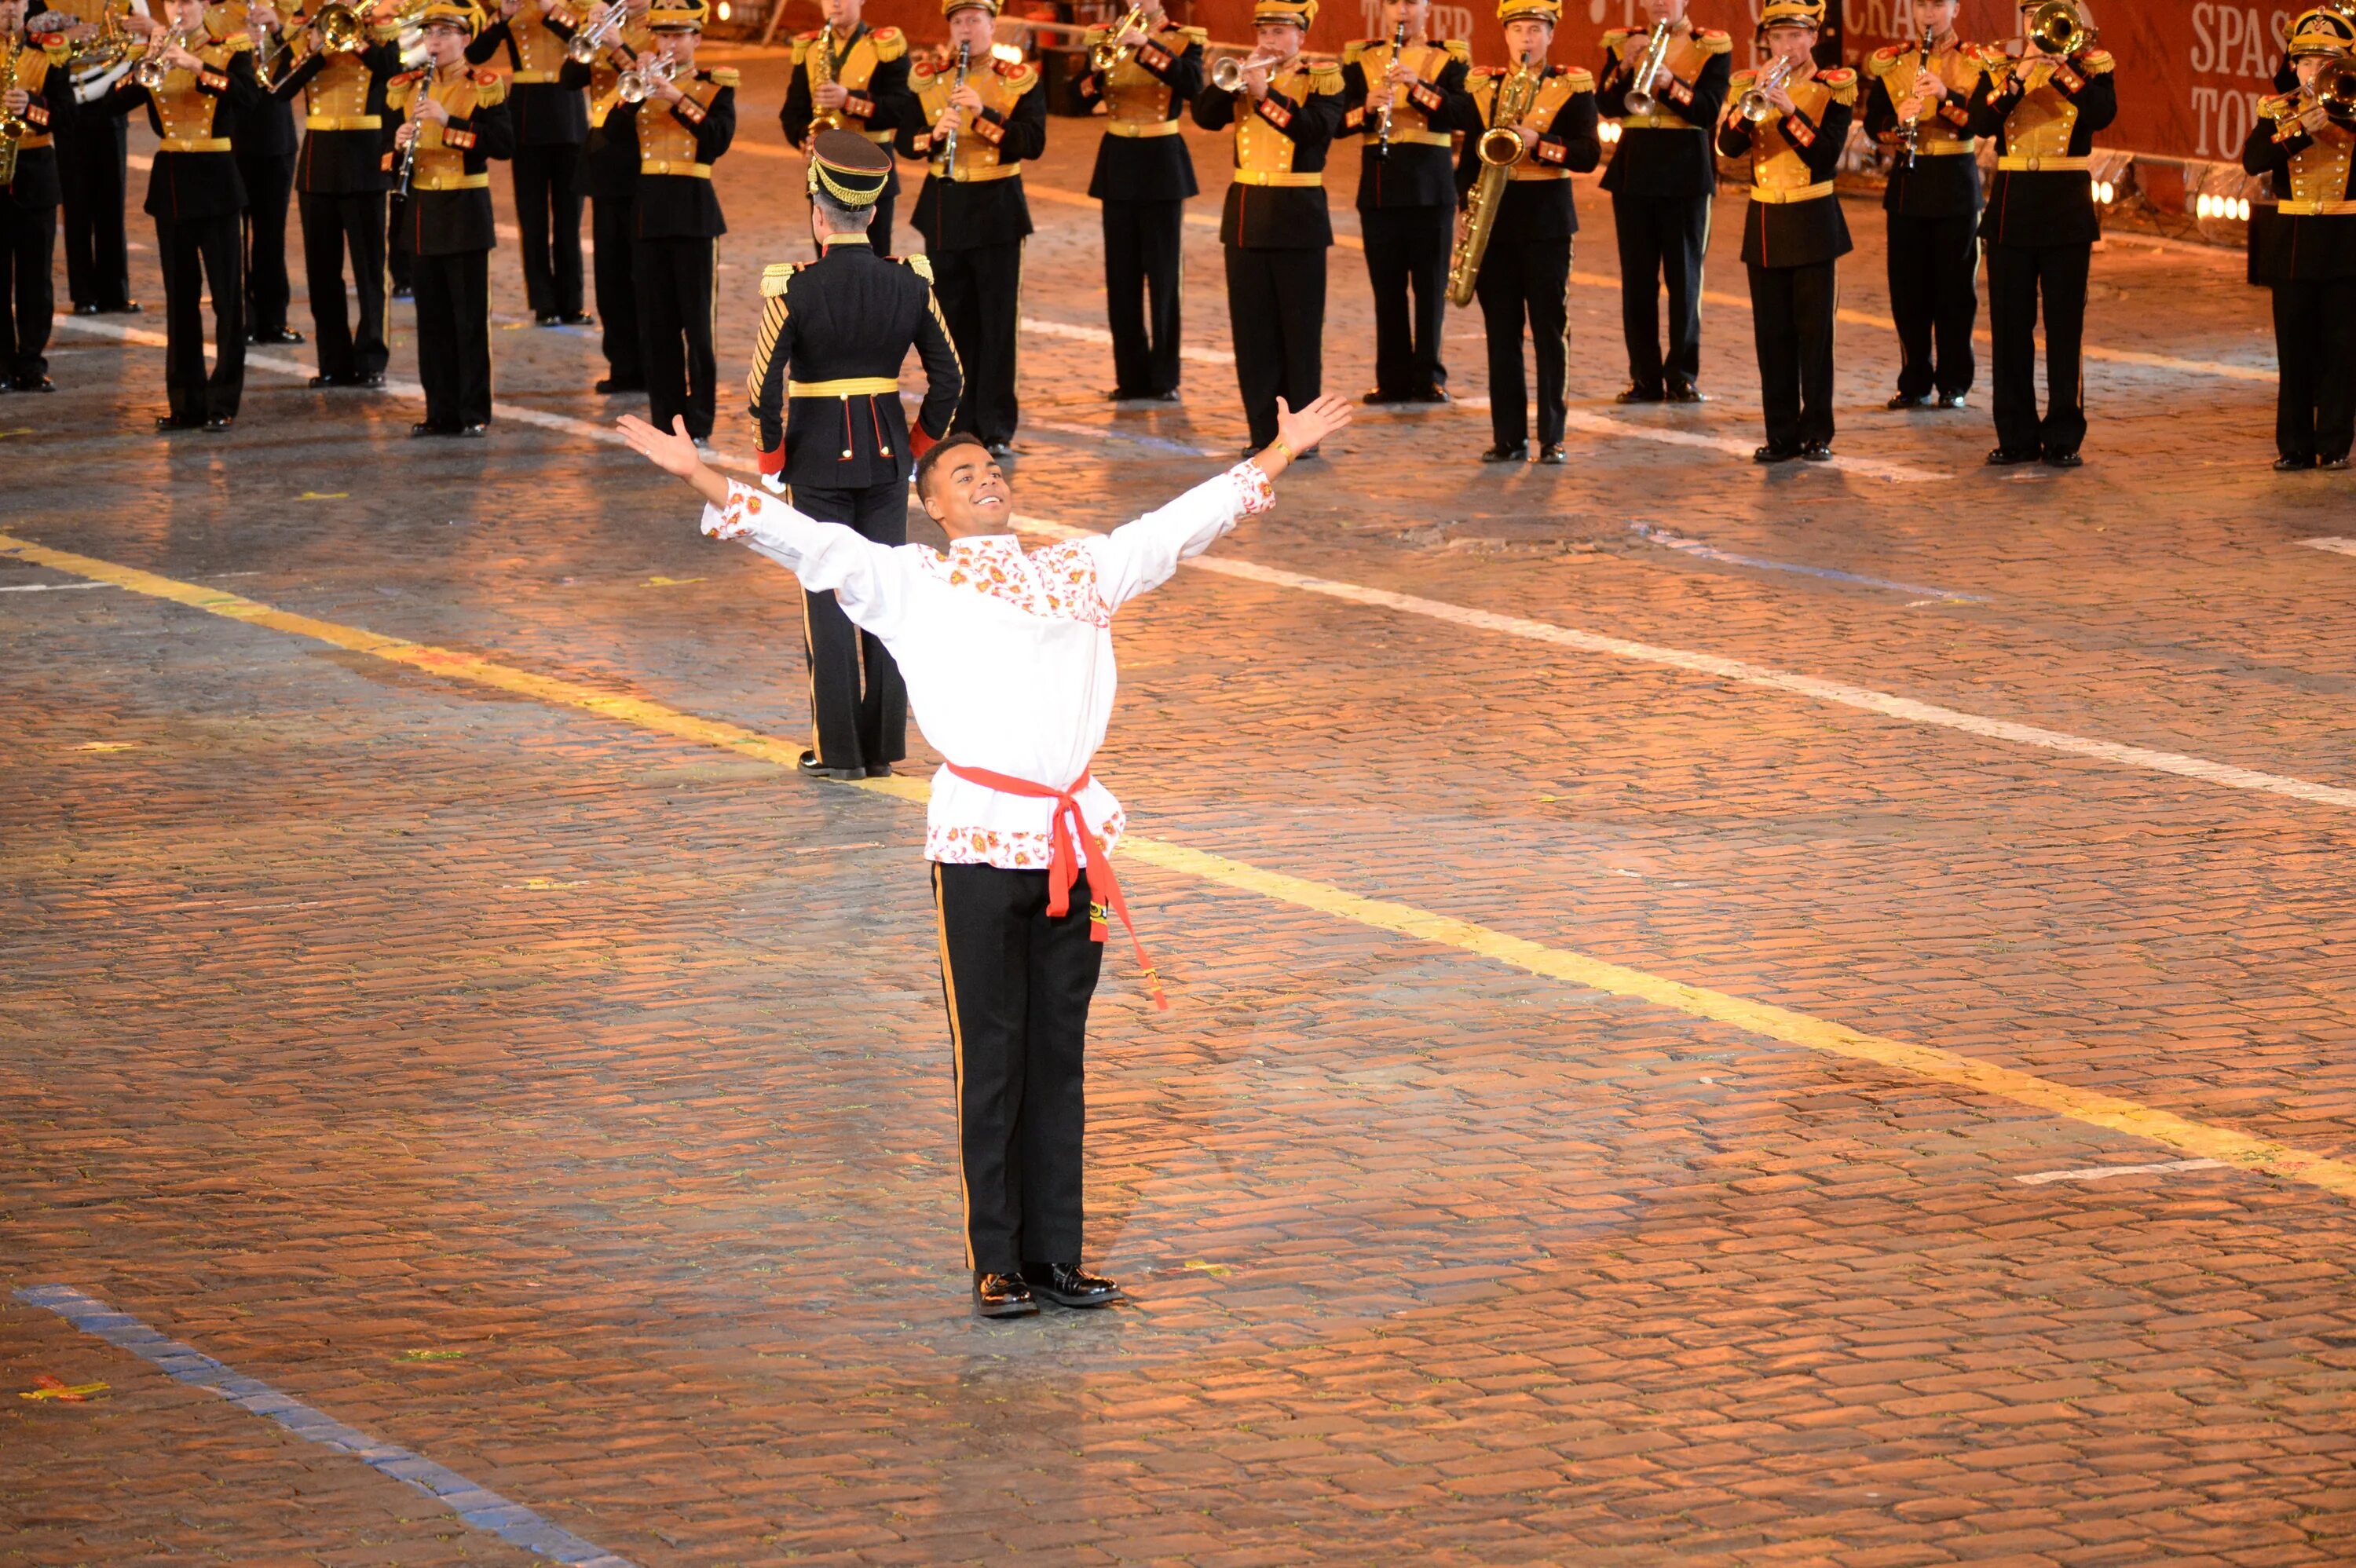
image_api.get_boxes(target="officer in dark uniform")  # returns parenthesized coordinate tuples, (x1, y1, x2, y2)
(554, 0, 649, 391)
(1072, 0, 1202, 402)
(388, 0, 512, 434)
(42, 0, 139, 314)
(780, 0, 912, 256)
(215, 0, 300, 343)
(1456, 0, 1596, 463)
(748, 130, 962, 779)
(1341, 0, 1468, 404)
(607, 0, 731, 444)
(1968, 0, 2114, 466)
(1193, 0, 1343, 451)
(1596, 0, 1728, 402)
(899, 0, 1043, 455)
(1718, 0, 1853, 462)
(1864, 0, 1985, 408)
(86, 0, 262, 429)
(257, 0, 401, 385)
(2244, 8, 2356, 470)
(2, 0, 68, 390)
(470, 0, 589, 323)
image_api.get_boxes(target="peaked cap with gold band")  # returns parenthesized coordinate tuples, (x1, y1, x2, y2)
(1252, 0, 1316, 27)
(942, 0, 1000, 14)
(2289, 6, 2356, 55)
(646, 0, 706, 25)
(417, 0, 484, 32)
(1497, 0, 1560, 22)
(807, 126, 893, 205)
(1758, 0, 1824, 28)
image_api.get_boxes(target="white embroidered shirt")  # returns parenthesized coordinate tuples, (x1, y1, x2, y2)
(703, 461, 1276, 869)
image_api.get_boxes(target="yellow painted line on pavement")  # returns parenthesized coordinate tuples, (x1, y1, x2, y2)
(9, 528, 2355, 1204)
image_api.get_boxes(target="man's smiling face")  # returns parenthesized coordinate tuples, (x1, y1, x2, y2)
(920, 440, 1014, 539)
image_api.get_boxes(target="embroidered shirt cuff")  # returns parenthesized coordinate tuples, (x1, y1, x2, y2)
(704, 479, 807, 541)
(1229, 459, 1275, 517)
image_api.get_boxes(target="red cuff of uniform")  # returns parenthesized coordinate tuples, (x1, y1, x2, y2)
(2051, 65, 2082, 93)
(975, 111, 1004, 144)
(199, 68, 229, 90)
(672, 95, 705, 124)
(1783, 112, 1815, 147)
(913, 130, 932, 152)
(25, 101, 49, 126)
(844, 90, 874, 116)
(758, 443, 785, 475)
(444, 123, 477, 148)
(1409, 82, 1442, 113)
(1138, 42, 1170, 70)
(1256, 96, 1292, 129)
(1342, 104, 1363, 128)
(1077, 73, 1099, 97)
(910, 423, 939, 459)
(1537, 136, 1565, 163)
(1941, 101, 1969, 126)
(1663, 75, 1690, 104)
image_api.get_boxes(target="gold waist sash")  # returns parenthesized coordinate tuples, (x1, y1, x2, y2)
(1378, 127, 1452, 147)
(1615, 113, 1699, 130)
(934, 160, 1023, 182)
(1751, 179, 1833, 204)
(1233, 167, 1322, 186)
(1105, 118, 1180, 137)
(509, 68, 560, 82)
(159, 136, 234, 152)
(2280, 198, 2356, 215)
(412, 171, 491, 189)
(1909, 138, 1975, 154)
(642, 159, 712, 177)
(1996, 153, 2088, 171)
(789, 376, 901, 397)
(1508, 166, 1571, 181)
(306, 113, 382, 130)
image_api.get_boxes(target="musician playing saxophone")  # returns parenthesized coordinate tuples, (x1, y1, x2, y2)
(1716, 0, 1853, 462)
(2243, 7, 2356, 471)
(779, 0, 911, 254)
(1454, 0, 1594, 463)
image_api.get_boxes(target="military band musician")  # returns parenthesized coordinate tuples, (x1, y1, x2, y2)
(1863, 0, 1986, 410)
(554, 0, 653, 392)
(2, 0, 65, 391)
(779, 0, 911, 257)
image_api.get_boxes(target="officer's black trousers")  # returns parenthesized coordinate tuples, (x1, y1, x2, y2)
(1474, 236, 1571, 451)
(412, 247, 492, 428)
(155, 212, 244, 423)
(1985, 239, 2088, 456)
(793, 478, 909, 773)
(1886, 209, 1978, 400)
(1612, 192, 1708, 395)
(511, 143, 584, 317)
(2270, 276, 2356, 464)
(636, 234, 716, 442)
(238, 149, 296, 335)
(1746, 257, 1837, 449)
(869, 185, 896, 266)
(298, 191, 388, 381)
(1224, 243, 1325, 449)
(935, 239, 1023, 446)
(591, 191, 642, 386)
(1, 197, 56, 382)
(1363, 203, 1452, 397)
(1101, 197, 1183, 396)
(57, 115, 132, 310)
(933, 860, 1103, 1277)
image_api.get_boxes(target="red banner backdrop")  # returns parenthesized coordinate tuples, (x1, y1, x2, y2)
(764, 0, 2293, 163)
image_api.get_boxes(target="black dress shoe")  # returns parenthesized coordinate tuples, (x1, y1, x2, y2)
(74, 302, 101, 316)
(155, 415, 199, 432)
(112, 301, 143, 314)
(560, 312, 594, 327)
(2274, 454, 2314, 472)
(1615, 385, 1664, 404)
(1985, 446, 2041, 466)
(974, 1271, 1038, 1318)
(593, 377, 645, 395)
(14, 376, 54, 393)
(1361, 386, 1409, 405)
(2321, 454, 2351, 470)
(203, 414, 234, 432)
(1538, 442, 1567, 464)
(985, 440, 1015, 457)
(410, 420, 455, 437)
(1936, 391, 1968, 409)
(1410, 387, 1451, 404)
(533, 311, 562, 327)
(1480, 443, 1527, 463)
(252, 326, 305, 345)
(1799, 440, 1834, 462)
(391, 283, 413, 301)
(1754, 442, 1801, 463)
(1103, 386, 1147, 401)
(308, 372, 345, 389)
(865, 762, 894, 778)
(1666, 384, 1708, 404)
(1022, 1263, 1124, 1308)
(797, 750, 865, 781)
(1886, 391, 1932, 410)
(455, 422, 488, 437)
(1145, 389, 1180, 402)
(353, 371, 386, 389)
(2042, 448, 2082, 468)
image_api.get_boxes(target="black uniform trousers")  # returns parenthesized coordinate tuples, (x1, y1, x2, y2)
(591, 192, 642, 386)
(300, 192, 390, 382)
(1612, 192, 1708, 396)
(796, 479, 909, 773)
(1, 199, 56, 382)
(1102, 198, 1183, 396)
(1887, 209, 1978, 400)
(412, 248, 492, 428)
(935, 240, 1023, 447)
(387, 196, 412, 294)
(1475, 237, 1571, 451)
(1747, 258, 1838, 449)
(1363, 204, 1452, 397)
(156, 213, 246, 423)
(1985, 239, 2089, 456)
(868, 187, 896, 266)
(934, 859, 1103, 1277)
(238, 150, 297, 335)
(57, 116, 134, 310)
(2270, 276, 2356, 464)
(636, 234, 716, 442)
(1224, 244, 1325, 449)
(512, 143, 584, 316)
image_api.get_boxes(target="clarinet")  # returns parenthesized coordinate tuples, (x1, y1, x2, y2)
(940, 39, 969, 171)
(1375, 18, 1405, 156)
(395, 73, 424, 197)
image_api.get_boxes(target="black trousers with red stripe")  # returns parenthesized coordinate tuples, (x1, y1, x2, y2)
(934, 861, 1103, 1277)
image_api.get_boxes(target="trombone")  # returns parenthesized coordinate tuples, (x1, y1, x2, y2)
(2023, 0, 2096, 57)
(1209, 47, 1286, 91)
(1089, 2, 1145, 72)
(1621, 17, 1671, 115)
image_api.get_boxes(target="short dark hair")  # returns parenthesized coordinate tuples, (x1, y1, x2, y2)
(914, 431, 990, 501)
(810, 190, 877, 229)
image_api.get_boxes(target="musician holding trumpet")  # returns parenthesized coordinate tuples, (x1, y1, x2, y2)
(469, 0, 591, 327)
(1968, 0, 2115, 468)
(1452, 0, 1595, 464)
(555, 0, 653, 393)
(1864, 0, 1988, 411)
(1715, 0, 1853, 463)
(1191, 0, 1344, 455)
(2243, 7, 2356, 471)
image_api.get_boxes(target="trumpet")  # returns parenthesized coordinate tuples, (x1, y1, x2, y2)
(134, 26, 191, 90)
(2022, 0, 2095, 59)
(1621, 17, 1671, 115)
(566, 0, 621, 60)
(1210, 47, 1286, 91)
(1089, 2, 1145, 72)
(616, 48, 673, 100)
(1735, 52, 1796, 121)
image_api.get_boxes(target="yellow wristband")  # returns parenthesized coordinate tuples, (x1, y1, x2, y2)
(1269, 437, 1293, 463)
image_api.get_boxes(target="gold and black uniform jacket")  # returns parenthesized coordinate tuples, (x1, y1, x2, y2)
(555, 14, 654, 200)
(1717, 64, 1856, 267)
(86, 35, 265, 219)
(1863, 38, 1987, 215)
(2244, 93, 2356, 282)
(272, 27, 405, 192)
(1190, 55, 1345, 247)
(384, 62, 514, 253)
(1454, 62, 1597, 243)
(1071, 20, 1203, 199)
(781, 23, 913, 161)
(605, 62, 734, 236)
(3, 34, 68, 206)
(207, 0, 298, 152)
(1967, 45, 2116, 245)
(898, 48, 1046, 250)
(1338, 35, 1471, 208)
(1595, 24, 1729, 198)
(466, 2, 587, 142)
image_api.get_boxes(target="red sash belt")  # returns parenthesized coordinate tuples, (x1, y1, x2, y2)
(942, 762, 1167, 1011)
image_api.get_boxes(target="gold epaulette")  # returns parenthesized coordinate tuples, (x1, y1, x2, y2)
(1601, 26, 1633, 48)
(2257, 93, 2296, 121)
(1308, 59, 1342, 94)
(900, 253, 934, 283)
(1557, 65, 1593, 91)
(790, 31, 811, 62)
(1865, 42, 1902, 75)
(911, 56, 938, 79)
(1341, 38, 1368, 64)
(991, 57, 1039, 90)
(1694, 27, 1731, 53)
(1442, 38, 1469, 63)
(1175, 25, 1208, 45)
(872, 25, 905, 60)
(2078, 48, 2113, 73)
(1729, 67, 1756, 86)
(470, 67, 507, 104)
(761, 261, 801, 297)
(1817, 65, 1857, 104)
(1975, 42, 2010, 65)
(708, 65, 739, 86)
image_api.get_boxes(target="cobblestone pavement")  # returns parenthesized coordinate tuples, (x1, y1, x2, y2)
(5, 42, 2356, 1568)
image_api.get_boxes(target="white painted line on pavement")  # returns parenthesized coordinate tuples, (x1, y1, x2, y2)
(2299, 537, 2356, 557)
(0, 580, 114, 592)
(2015, 1157, 2229, 1185)
(14, 1284, 642, 1568)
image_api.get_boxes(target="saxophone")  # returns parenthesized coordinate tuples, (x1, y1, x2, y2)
(1446, 50, 1542, 307)
(0, 35, 24, 188)
(808, 20, 843, 131)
